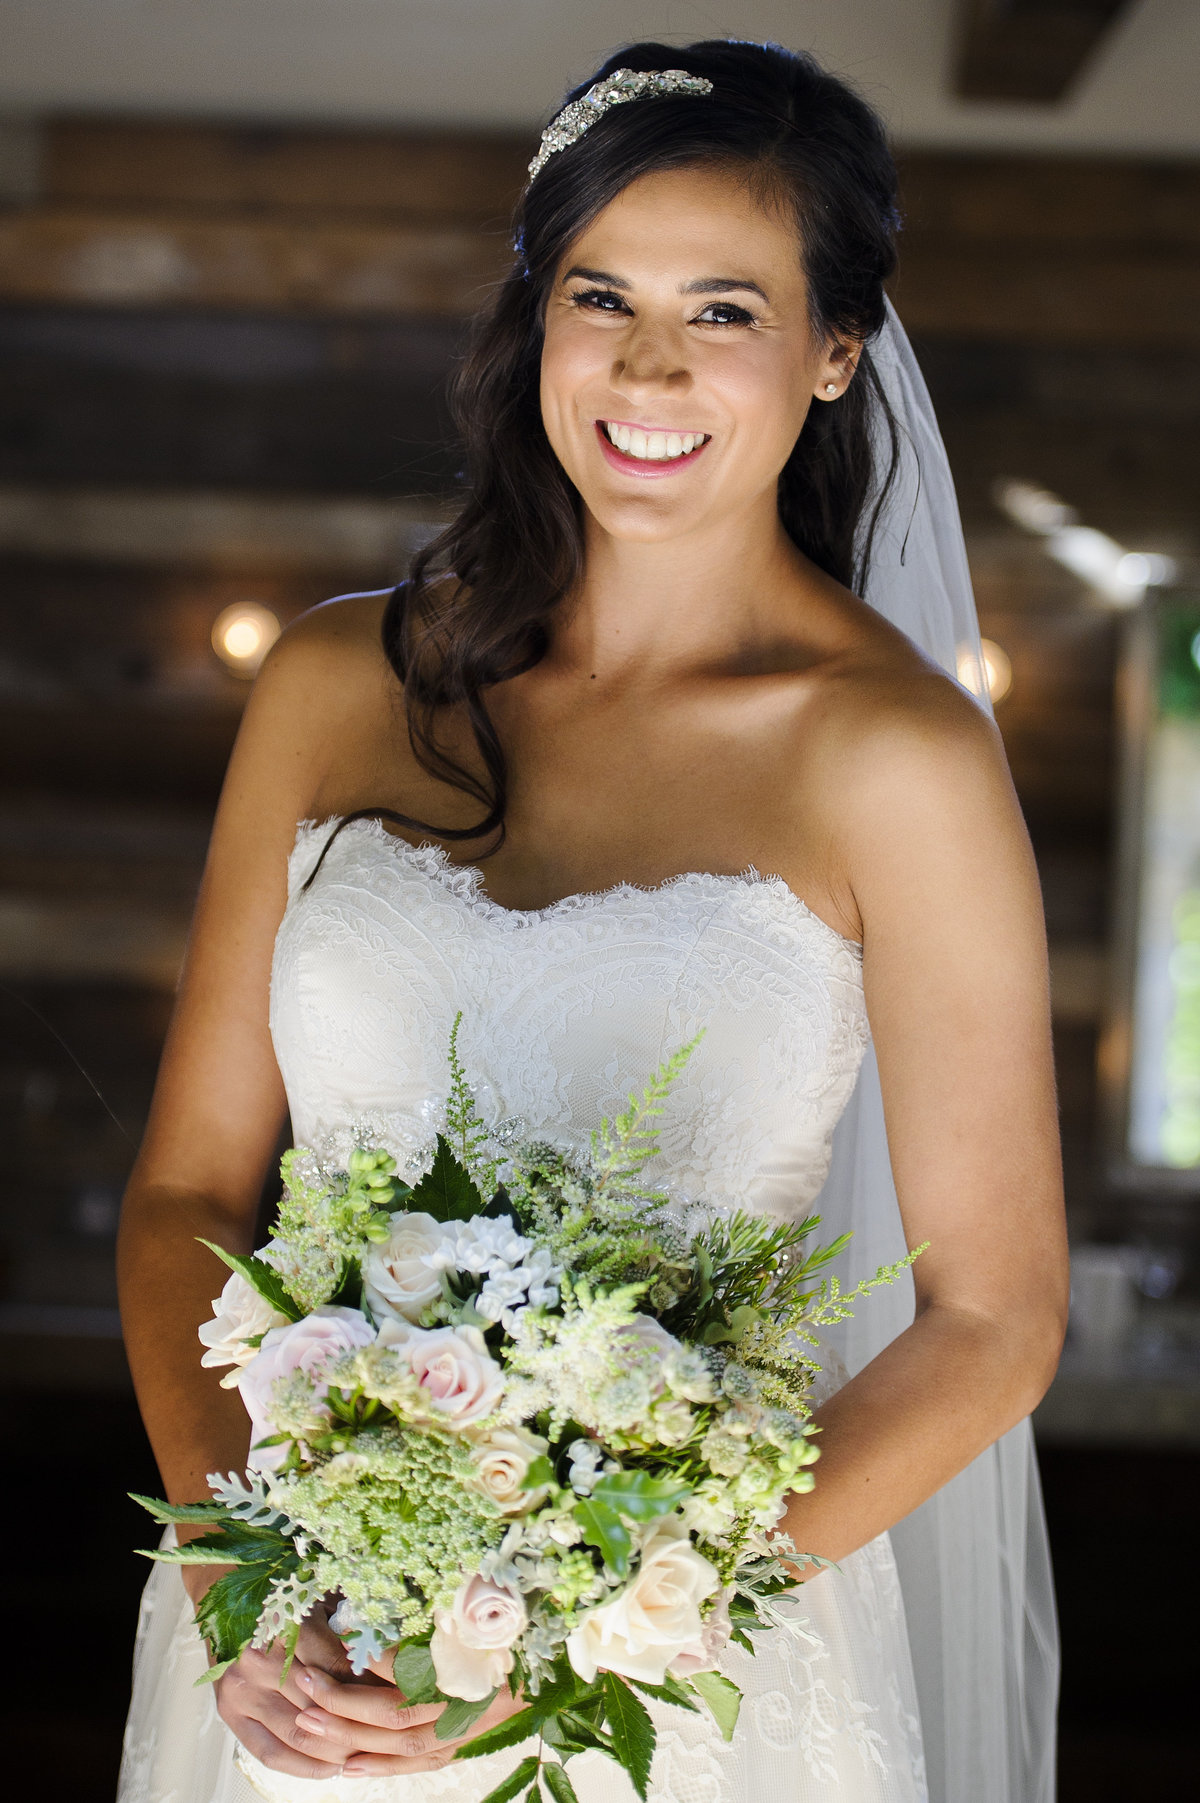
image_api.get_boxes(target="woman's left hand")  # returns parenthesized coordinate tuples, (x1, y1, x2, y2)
(293, 1665, 529, 1778)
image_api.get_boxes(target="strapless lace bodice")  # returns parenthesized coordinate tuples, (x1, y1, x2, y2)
(270, 817, 870, 1217)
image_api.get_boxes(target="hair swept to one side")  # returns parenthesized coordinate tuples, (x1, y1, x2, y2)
(308, 38, 904, 879)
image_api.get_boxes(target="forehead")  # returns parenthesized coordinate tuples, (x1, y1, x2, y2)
(561, 164, 804, 287)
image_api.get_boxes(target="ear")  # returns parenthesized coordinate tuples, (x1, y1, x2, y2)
(813, 338, 863, 403)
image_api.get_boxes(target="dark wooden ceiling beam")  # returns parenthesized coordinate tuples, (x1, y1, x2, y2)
(954, 0, 1135, 103)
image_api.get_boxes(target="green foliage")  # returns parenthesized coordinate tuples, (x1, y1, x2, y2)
(688, 1669, 742, 1742)
(196, 1240, 303, 1322)
(445, 1010, 502, 1197)
(478, 1757, 542, 1803)
(575, 1495, 631, 1578)
(436, 1690, 497, 1740)
(407, 1134, 484, 1223)
(590, 1471, 691, 1522)
(628, 1673, 701, 1713)
(392, 1639, 441, 1704)
(601, 1673, 656, 1800)
(450, 1705, 542, 1761)
(130, 1493, 229, 1527)
(196, 1557, 296, 1666)
(590, 1035, 703, 1196)
(542, 1762, 581, 1803)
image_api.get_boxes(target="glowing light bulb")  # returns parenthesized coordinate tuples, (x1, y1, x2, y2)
(979, 638, 1012, 703)
(211, 603, 281, 675)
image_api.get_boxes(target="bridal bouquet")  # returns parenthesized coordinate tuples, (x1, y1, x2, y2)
(136, 1021, 917, 1803)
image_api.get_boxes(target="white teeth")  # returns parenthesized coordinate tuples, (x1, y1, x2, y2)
(603, 423, 707, 461)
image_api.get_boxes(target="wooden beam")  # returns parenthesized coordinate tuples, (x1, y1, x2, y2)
(954, 0, 1134, 103)
(0, 207, 510, 315)
(42, 118, 532, 223)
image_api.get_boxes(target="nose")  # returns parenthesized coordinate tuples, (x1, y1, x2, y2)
(610, 319, 692, 405)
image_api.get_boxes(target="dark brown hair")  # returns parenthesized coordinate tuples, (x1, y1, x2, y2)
(323, 38, 903, 865)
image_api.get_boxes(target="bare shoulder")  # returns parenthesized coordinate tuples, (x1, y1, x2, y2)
(254, 589, 393, 713)
(808, 627, 1011, 826)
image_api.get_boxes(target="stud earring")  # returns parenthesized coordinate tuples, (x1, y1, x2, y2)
(824, 383, 838, 395)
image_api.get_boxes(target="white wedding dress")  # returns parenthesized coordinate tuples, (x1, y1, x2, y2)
(119, 304, 1059, 1803)
(119, 815, 930, 1803)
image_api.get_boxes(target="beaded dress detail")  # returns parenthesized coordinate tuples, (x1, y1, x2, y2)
(119, 816, 927, 1803)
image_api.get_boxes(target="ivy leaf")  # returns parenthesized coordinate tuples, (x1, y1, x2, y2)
(575, 1497, 631, 1579)
(196, 1240, 303, 1322)
(477, 1757, 542, 1803)
(687, 1670, 742, 1742)
(451, 1705, 540, 1761)
(601, 1673, 655, 1800)
(542, 1762, 581, 1803)
(407, 1136, 484, 1223)
(436, 1690, 497, 1741)
(591, 1471, 691, 1522)
(392, 1640, 440, 1705)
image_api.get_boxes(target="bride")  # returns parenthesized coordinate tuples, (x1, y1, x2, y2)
(117, 38, 1068, 1803)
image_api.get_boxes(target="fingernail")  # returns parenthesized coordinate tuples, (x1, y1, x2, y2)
(297, 1670, 315, 1688)
(298, 1712, 325, 1735)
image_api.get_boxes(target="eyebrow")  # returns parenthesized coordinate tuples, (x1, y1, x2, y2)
(562, 265, 769, 303)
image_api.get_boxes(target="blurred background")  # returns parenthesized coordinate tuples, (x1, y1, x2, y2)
(0, 3, 1197, 1798)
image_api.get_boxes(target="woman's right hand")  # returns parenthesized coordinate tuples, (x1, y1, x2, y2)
(184, 1577, 432, 1779)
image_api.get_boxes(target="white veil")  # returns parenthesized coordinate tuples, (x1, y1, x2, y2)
(814, 299, 1059, 1803)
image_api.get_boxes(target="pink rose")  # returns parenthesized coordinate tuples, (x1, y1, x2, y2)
(237, 1306, 374, 1470)
(431, 1576, 527, 1700)
(382, 1323, 504, 1429)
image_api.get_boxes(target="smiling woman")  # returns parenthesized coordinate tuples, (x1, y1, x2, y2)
(116, 36, 1066, 1803)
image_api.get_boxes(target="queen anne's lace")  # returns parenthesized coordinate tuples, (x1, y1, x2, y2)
(119, 819, 928, 1803)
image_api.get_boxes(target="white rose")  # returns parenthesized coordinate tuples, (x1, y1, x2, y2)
(468, 1426, 550, 1515)
(431, 1575, 527, 1701)
(198, 1271, 289, 1388)
(395, 1324, 504, 1428)
(566, 1518, 719, 1685)
(669, 1586, 734, 1678)
(363, 1212, 451, 1323)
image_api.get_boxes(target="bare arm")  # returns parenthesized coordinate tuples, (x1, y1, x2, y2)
(781, 679, 1069, 1569)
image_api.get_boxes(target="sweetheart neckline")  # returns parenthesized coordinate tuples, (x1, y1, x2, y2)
(292, 815, 864, 954)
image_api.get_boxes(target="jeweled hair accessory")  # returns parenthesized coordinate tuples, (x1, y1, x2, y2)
(526, 68, 715, 183)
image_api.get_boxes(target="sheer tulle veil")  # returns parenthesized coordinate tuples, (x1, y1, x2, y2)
(815, 298, 1059, 1803)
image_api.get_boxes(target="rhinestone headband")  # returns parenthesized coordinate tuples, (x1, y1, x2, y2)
(527, 68, 715, 184)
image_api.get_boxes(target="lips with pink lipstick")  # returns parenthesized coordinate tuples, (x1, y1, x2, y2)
(595, 419, 711, 478)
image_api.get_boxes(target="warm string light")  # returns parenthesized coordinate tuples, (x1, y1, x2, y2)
(211, 602, 281, 676)
(957, 638, 1013, 704)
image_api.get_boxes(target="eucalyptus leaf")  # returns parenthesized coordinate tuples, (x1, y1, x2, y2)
(392, 1640, 440, 1705)
(436, 1690, 497, 1741)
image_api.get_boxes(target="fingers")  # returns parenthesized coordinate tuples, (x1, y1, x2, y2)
(339, 1749, 456, 1778)
(296, 1666, 444, 1729)
(216, 1653, 347, 1776)
(296, 1704, 448, 1758)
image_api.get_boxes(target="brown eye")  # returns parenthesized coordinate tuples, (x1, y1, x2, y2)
(695, 303, 756, 328)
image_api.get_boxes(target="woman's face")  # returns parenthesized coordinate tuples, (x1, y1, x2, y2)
(539, 163, 851, 548)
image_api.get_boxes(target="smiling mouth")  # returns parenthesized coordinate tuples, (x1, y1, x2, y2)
(599, 420, 711, 463)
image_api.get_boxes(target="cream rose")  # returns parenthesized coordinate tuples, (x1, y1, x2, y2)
(362, 1212, 450, 1323)
(389, 1323, 504, 1428)
(669, 1585, 733, 1678)
(566, 1518, 719, 1685)
(468, 1426, 550, 1515)
(198, 1271, 290, 1387)
(430, 1575, 527, 1700)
